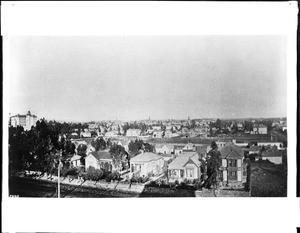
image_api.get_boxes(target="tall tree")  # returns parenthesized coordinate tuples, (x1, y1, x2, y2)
(91, 137, 106, 151)
(205, 141, 221, 189)
(109, 143, 128, 171)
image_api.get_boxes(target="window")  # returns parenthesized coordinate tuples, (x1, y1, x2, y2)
(228, 159, 237, 167)
(180, 170, 184, 178)
(186, 169, 194, 178)
(228, 171, 237, 179)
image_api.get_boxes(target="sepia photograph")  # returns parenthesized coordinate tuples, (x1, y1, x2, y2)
(8, 35, 288, 198)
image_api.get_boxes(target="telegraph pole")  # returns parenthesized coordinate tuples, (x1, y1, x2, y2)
(58, 149, 62, 198)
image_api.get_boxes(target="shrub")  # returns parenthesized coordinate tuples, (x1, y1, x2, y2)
(110, 171, 120, 181)
(86, 166, 103, 181)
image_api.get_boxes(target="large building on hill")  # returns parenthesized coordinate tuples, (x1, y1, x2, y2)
(10, 111, 37, 131)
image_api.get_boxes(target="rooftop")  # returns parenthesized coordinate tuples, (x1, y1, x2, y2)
(130, 152, 162, 163)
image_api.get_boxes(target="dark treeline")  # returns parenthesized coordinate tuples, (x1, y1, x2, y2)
(9, 119, 77, 174)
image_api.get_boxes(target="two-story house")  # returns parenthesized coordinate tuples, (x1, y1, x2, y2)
(219, 144, 247, 188)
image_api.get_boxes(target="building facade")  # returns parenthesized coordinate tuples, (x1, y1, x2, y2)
(219, 145, 248, 188)
(10, 111, 37, 131)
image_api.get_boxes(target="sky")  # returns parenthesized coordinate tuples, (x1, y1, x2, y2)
(8, 36, 287, 122)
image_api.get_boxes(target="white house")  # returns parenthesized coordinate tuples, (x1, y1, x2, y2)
(105, 131, 118, 138)
(164, 130, 173, 138)
(70, 154, 82, 167)
(249, 146, 262, 154)
(167, 152, 201, 183)
(257, 142, 284, 150)
(81, 131, 92, 138)
(126, 129, 142, 137)
(174, 145, 185, 155)
(155, 144, 174, 154)
(85, 150, 114, 172)
(232, 139, 249, 147)
(152, 126, 162, 131)
(153, 130, 164, 138)
(252, 124, 268, 134)
(183, 143, 195, 151)
(130, 152, 164, 177)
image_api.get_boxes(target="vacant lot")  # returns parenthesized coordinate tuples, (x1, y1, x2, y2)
(250, 160, 287, 197)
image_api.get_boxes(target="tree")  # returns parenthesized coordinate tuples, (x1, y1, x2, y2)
(86, 166, 103, 181)
(205, 141, 221, 189)
(109, 143, 128, 171)
(77, 143, 87, 155)
(144, 142, 154, 153)
(128, 139, 143, 156)
(244, 121, 253, 132)
(215, 119, 222, 131)
(91, 137, 106, 151)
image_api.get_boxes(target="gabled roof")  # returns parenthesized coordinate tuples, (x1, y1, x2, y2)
(89, 150, 112, 160)
(155, 144, 174, 150)
(130, 152, 162, 163)
(168, 156, 200, 170)
(220, 145, 243, 159)
(178, 151, 198, 158)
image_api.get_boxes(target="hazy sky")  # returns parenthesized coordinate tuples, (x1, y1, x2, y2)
(8, 36, 287, 122)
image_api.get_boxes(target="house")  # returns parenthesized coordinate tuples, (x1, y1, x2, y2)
(249, 145, 262, 154)
(152, 126, 162, 131)
(232, 139, 249, 147)
(252, 124, 268, 134)
(174, 145, 185, 155)
(166, 125, 173, 131)
(164, 130, 173, 138)
(183, 143, 195, 151)
(261, 146, 283, 164)
(126, 129, 142, 137)
(219, 144, 248, 188)
(216, 141, 227, 148)
(155, 144, 174, 154)
(130, 152, 164, 177)
(70, 154, 82, 167)
(167, 152, 201, 183)
(153, 130, 164, 138)
(187, 130, 198, 138)
(85, 150, 114, 172)
(81, 131, 92, 138)
(257, 142, 284, 150)
(237, 122, 244, 131)
(105, 131, 118, 138)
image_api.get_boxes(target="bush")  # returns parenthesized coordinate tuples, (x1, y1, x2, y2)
(110, 171, 120, 181)
(86, 166, 103, 181)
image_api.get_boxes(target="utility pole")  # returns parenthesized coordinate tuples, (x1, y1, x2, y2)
(58, 149, 62, 198)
